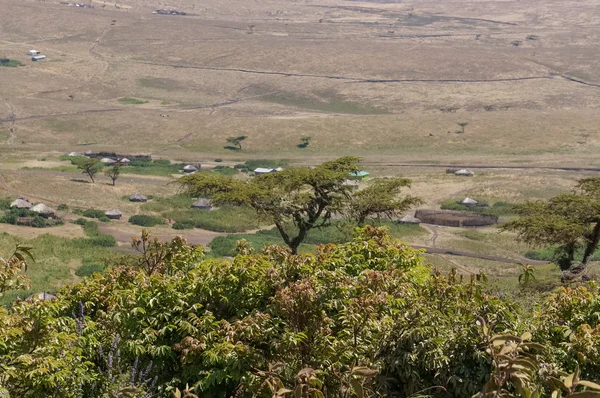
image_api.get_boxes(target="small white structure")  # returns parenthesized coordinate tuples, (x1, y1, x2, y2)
(191, 198, 212, 210)
(104, 209, 123, 220)
(254, 168, 275, 175)
(84, 150, 94, 156)
(100, 157, 117, 164)
(275, 167, 284, 172)
(459, 197, 478, 207)
(119, 158, 130, 165)
(28, 50, 41, 55)
(183, 164, 199, 173)
(67, 151, 84, 157)
(31, 55, 46, 61)
(31, 203, 56, 218)
(10, 198, 32, 209)
(454, 169, 474, 177)
(398, 215, 421, 224)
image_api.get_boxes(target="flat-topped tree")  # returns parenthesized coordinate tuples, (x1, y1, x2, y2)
(346, 178, 423, 226)
(178, 156, 361, 254)
(502, 177, 600, 278)
(225, 135, 248, 150)
(75, 158, 102, 183)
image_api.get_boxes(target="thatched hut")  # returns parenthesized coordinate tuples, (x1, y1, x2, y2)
(100, 157, 117, 165)
(129, 194, 148, 203)
(31, 203, 55, 218)
(191, 198, 212, 210)
(459, 197, 478, 207)
(454, 169, 474, 177)
(10, 198, 32, 209)
(398, 215, 421, 224)
(183, 164, 199, 173)
(104, 209, 123, 220)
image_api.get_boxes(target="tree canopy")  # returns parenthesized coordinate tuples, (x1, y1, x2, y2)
(1, 229, 600, 397)
(503, 177, 600, 277)
(76, 158, 102, 183)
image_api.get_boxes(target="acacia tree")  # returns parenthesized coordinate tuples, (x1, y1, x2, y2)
(179, 157, 361, 254)
(298, 136, 312, 148)
(225, 135, 248, 150)
(104, 164, 121, 186)
(457, 122, 468, 134)
(502, 178, 600, 277)
(346, 178, 423, 226)
(76, 158, 102, 183)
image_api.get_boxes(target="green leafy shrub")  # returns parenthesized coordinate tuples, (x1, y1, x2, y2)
(128, 214, 166, 227)
(72, 218, 87, 226)
(214, 158, 223, 162)
(172, 221, 195, 230)
(0, 198, 11, 210)
(98, 216, 111, 223)
(82, 209, 105, 219)
(168, 206, 264, 232)
(57, 204, 69, 211)
(73, 235, 116, 248)
(75, 262, 105, 277)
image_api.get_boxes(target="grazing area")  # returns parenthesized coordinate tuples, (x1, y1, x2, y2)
(1, 0, 600, 394)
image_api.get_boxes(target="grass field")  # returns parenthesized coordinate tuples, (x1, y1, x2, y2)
(0, 0, 599, 302)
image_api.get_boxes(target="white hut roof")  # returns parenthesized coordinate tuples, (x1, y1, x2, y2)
(26, 292, 56, 301)
(67, 152, 83, 157)
(31, 203, 55, 214)
(254, 168, 274, 173)
(191, 198, 212, 208)
(460, 197, 478, 205)
(104, 209, 123, 216)
(100, 158, 117, 164)
(10, 198, 32, 209)
(398, 215, 421, 224)
(275, 167, 284, 172)
(455, 169, 474, 176)
(129, 193, 147, 201)
(183, 164, 198, 171)
(119, 158, 131, 163)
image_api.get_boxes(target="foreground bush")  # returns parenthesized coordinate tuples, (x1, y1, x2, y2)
(1, 228, 600, 397)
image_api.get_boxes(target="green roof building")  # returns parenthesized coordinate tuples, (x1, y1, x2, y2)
(348, 170, 370, 181)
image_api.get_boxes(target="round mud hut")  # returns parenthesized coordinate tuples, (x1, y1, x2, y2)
(10, 198, 32, 209)
(104, 209, 123, 220)
(129, 194, 148, 203)
(31, 203, 56, 218)
(191, 198, 212, 210)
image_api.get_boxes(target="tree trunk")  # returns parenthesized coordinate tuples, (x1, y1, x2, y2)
(582, 221, 600, 266)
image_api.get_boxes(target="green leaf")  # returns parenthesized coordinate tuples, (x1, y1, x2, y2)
(350, 379, 364, 398)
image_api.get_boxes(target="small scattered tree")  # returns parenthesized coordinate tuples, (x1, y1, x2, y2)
(68, 94, 74, 101)
(75, 158, 102, 183)
(457, 122, 468, 134)
(104, 163, 121, 186)
(503, 178, 600, 278)
(225, 135, 248, 150)
(346, 178, 423, 226)
(298, 136, 312, 148)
